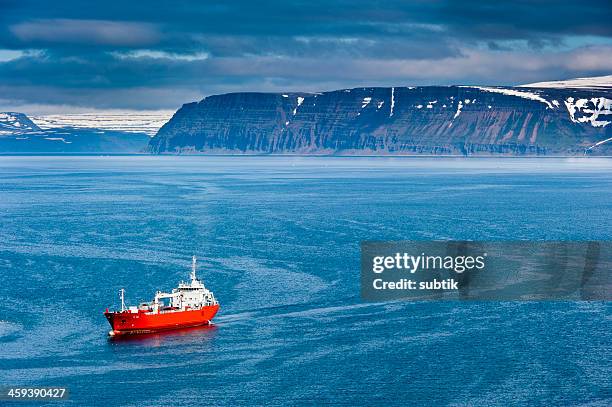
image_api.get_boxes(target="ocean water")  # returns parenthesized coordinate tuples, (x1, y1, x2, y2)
(0, 156, 610, 406)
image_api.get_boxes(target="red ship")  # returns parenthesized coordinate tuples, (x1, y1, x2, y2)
(104, 256, 219, 336)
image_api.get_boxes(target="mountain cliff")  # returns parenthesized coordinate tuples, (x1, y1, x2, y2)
(148, 82, 612, 156)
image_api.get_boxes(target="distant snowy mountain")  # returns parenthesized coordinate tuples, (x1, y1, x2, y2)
(0, 112, 41, 134)
(0, 111, 150, 153)
(31, 112, 174, 136)
(520, 75, 612, 90)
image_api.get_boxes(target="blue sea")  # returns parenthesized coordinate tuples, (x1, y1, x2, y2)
(0, 156, 610, 406)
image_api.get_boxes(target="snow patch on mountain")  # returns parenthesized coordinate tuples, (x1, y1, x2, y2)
(564, 97, 612, 128)
(520, 75, 612, 90)
(292, 97, 305, 116)
(31, 112, 173, 135)
(453, 100, 463, 119)
(468, 86, 554, 109)
(44, 137, 72, 144)
(448, 100, 463, 128)
(587, 136, 612, 151)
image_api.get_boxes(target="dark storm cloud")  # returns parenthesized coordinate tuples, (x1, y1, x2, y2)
(0, 0, 610, 111)
(9, 19, 160, 47)
(434, 1, 612, 40)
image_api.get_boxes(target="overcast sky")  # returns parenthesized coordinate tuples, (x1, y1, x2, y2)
(1, 0, 611, 113)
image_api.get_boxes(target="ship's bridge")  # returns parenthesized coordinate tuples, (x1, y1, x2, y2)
(159, 256, 218, 310)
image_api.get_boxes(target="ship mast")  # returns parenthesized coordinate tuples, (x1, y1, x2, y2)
(120, 288, 126, 312)
(191, 255, 197, 282)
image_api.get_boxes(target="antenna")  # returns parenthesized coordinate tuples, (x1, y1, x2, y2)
(191, 255, 197, 281)
(120, 288, 126, 312)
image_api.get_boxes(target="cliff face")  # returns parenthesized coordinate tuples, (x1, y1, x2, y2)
(148, 86, 612, 155)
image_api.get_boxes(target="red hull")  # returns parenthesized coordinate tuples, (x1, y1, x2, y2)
(104, 304, 219, 336)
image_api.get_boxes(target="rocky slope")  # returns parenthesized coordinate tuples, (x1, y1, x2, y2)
(149, 82, 612, 155)
(0, 112, 41, 134)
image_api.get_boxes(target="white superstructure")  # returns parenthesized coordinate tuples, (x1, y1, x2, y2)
(145, 256, 218, 313)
